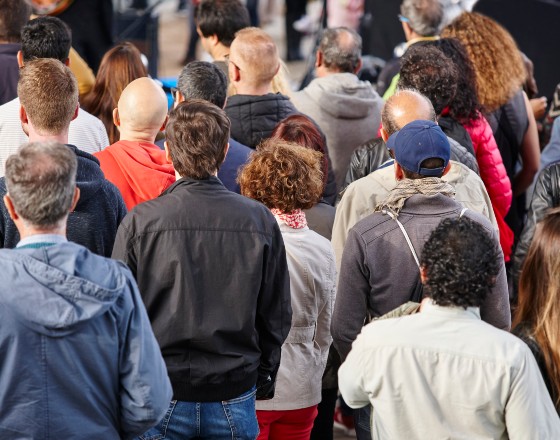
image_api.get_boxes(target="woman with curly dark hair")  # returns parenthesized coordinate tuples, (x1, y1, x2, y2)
(431, 38, 513, 260)
(513, 207, 560, 415)
(239, 139, 336, 440)
(82, 42, 147, 144)
(442, 12, 540, 239)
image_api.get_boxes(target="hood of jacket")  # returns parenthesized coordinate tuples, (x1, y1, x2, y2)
(96, 140, 175, 203)
(296, 73, 382, 120)
(0, 242, 128, 336)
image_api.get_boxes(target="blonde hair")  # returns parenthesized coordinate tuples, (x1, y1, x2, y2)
(442, 12, 526, 112)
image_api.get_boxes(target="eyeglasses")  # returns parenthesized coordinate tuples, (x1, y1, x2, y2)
(224, 53, 241, 71)
(398, 14, 410, 23)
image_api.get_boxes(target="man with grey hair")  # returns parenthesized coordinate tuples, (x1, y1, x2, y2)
(0, 141, 171, 438)
(291, 27, 384, 190)
(0, 58, 126, 256)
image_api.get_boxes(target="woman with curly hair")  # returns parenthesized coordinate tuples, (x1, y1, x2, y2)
(239, 139, 336, 440)
(431, 38, 514, 260)
(82, 42, 147, 144)
(442, 12, 540, 238)
(513, 207, 560, 415)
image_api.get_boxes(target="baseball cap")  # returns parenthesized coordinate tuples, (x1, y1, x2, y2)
(386, 120, 450, 177)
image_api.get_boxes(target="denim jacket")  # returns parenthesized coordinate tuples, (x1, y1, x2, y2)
(0, 241, 172, 439)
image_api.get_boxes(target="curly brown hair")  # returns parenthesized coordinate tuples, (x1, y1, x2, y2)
(442, 12, 526, 112)
(239, 139, 323, 213)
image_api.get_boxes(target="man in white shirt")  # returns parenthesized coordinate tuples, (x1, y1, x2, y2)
(339, 217, 560, 439)
(0, 16, 108, 176)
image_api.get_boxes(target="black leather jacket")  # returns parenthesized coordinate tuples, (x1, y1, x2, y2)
(512, 163, 560, 292)
(112, 177, 292, 402)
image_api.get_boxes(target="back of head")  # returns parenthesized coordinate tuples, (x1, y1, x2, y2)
(515, 207, 560, 406)
(386, 119, 450, 179)
(442, 12, 526, 111)
(398, 43, 458, 115)
(271, 114, 328, 190)
(18, 58, 78, 135)
(230, 27, 279, 87)
(117, 77, 168, 135)
(239, 139, 324, 212)
(420, 217, 501, 308)
(318, 27, 362, 73)
(166, 100, 230, 179)
(400, 0, 444, 37)
(196, 0, 250, 47)
(5, 141, 77, 228)
(0, 0, 31, 43)
(382, 89, 436, 136)
(21, 16, 71, 62)
(177, 61, 227, 108)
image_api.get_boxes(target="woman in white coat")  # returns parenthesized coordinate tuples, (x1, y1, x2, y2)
(239, 139, 337, 440)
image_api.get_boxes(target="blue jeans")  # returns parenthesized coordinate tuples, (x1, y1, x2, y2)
(139, 387, 259, 440)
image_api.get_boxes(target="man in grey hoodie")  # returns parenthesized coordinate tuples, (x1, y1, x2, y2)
(291, 27, 384, 190)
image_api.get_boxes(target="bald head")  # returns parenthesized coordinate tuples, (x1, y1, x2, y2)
(229, 27, 279, 89)
(116, 77, 168, 140)
(381, 89, 436, 137)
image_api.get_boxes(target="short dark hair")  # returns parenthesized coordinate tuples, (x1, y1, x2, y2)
(420, 217, 501, 308)
(402, 158, 444, 179)
(21, 16, 71, 63)
(0, 0, 31, 43)
(400, 0, 443, 37)
(398, 44, 458, 115)
(319, 27, 362, 73)
(5, 142, 77, 228)
(196, 0, 250, 47)
(166, 100, 230, 179)
(177, 61, 227, 108)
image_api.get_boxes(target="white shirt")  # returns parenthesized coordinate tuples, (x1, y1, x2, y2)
(339, 301, 560, 440)
(0, 98, 109, 176)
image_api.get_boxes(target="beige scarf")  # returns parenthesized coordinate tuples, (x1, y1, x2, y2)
(374, 177, 456, 216)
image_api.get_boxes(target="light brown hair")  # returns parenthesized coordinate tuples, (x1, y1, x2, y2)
(442, 12, 526, 112)
(514, 207, 560, 407)
(18, 58, 78, 135)
(81, 42, 147, 144)
(239, 139, 323, 212)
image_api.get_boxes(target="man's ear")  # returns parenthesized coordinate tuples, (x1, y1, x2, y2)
(420, 266, 428, 284)
(64, 57, 70, 66)
(164, 141, 172, 163)
(315, 50, 323, 69)
(70, 187, 80, 212)
(113, 108, 120, 127)
(442, 162, 452, 176)
(17, 51, 24, 68)
(394, 162, 405, 181)
(19, 105, 28, 125)
(160, 115, 168, 132)
(3, 194, 18, 221)
(354, 58, 363, 75)
(72, 104, 79, 121)
(230, 62, 241, 83)
(380, 126, 389, 142)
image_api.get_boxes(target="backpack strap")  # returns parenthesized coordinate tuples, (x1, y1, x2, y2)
(384, 210, 420, 270)
(460, 207, 468, 217)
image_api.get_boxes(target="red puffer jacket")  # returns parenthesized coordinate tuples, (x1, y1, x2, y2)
(464, 113, 514, 260)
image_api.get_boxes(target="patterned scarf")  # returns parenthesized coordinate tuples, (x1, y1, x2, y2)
(374, 177, 456, 216)
(271, 208, 308, 229)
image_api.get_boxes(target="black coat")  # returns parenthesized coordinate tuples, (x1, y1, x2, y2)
(112, 176, 292, 402)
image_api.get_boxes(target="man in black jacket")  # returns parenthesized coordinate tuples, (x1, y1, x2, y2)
(112, 99, 292, 439)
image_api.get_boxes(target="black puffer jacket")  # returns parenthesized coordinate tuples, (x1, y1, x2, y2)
(512, 163, 560, 292)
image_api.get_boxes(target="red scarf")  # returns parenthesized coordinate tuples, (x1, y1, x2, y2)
(271, 208, 307, 229)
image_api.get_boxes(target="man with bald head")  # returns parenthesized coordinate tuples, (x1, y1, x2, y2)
(225, 27, 299, 148)
(332, 89, 496, 273)
(95, 78, 175, 210)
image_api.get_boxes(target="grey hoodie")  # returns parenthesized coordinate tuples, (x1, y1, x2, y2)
(292, 72, 384, 189)
(0, 241, 172, 439)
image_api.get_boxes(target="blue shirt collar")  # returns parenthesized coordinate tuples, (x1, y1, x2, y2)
(16, 234, 68, 248)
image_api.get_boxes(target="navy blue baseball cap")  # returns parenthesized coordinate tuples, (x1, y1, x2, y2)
(386, 120, 450, 177)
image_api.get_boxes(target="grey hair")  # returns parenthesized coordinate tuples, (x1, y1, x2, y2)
(5, 142, 77, 228)
(177, 61, 228, 109)
(382, 88, 437, 135)
(400, 0, 444, 36)
(318, 27, 362, 73)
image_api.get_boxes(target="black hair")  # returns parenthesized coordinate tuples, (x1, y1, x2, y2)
(196, 0, 250, 47)
(177, 61, 227, 108)
(21, 16, 71, 62)
(420, 217, 501, 308)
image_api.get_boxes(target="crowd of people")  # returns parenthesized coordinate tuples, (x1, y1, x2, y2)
(0, 0, 560, 439)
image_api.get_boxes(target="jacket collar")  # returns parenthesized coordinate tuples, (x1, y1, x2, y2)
(422, 299, 481, 320)
(160, 175, 224, 196)
(399, 193, 460, 215)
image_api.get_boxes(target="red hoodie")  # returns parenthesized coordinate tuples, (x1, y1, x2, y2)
(95, 140, 175, 210)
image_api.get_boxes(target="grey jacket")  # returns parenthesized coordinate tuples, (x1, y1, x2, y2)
(257, 220, 336, 410)
(292, 73, 384, 189)
(332, 193, 511, 360)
